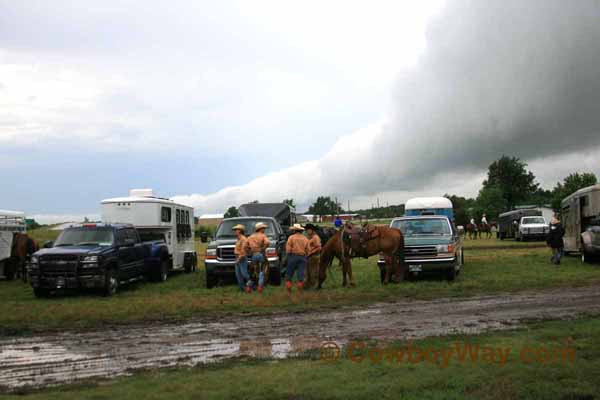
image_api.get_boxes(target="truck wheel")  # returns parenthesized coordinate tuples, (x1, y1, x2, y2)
(33, 288, 49, 298)
(103, 268, 119, 297)
(582, 251, 595, 264)
(269, 267, 282, 286)
(154, 259, 168, 282)
(446, 266, 457, 282)
(206, 271, 217, 289)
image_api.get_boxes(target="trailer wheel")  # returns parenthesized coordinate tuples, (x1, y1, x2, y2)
(3, 260, 15, 281)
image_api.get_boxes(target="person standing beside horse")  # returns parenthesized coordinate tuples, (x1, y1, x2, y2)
(245, 222, 270, 293)
(285, 224, 309, 293)
(547, 215, 565, 265)
(232, 224, 251, 293)
(304, 223, 322, 289)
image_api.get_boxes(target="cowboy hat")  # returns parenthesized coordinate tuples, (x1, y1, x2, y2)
(290, 223, 305, 231)
(255, 222, 268, 231)
(231, 224, 246, 232)
(304, 223, 317, 231)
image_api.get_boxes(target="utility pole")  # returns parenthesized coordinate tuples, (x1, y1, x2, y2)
(377, 197, 380, 208)
(347, 200, 350, 212)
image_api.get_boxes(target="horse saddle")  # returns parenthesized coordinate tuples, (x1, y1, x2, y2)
(343, 224, 380, 258)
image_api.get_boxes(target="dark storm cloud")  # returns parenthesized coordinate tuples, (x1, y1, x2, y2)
(338, 0, 600, 194)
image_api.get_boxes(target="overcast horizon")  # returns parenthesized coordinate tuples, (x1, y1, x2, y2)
(2, 0, 600, 224)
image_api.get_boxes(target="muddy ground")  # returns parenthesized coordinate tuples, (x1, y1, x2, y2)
(2, 285, 600, 392)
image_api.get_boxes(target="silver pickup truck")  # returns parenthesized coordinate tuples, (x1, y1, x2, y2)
(378, 215, 464, 281)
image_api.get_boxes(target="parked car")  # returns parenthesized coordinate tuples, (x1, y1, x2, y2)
(378, 215, 463, 281)
(204, 217, 287, 288)
(515, 216, 549, 241)
(29, 223, 169, 297)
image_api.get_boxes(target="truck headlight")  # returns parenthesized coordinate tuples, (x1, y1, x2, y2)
(436, 244, 455, 254)
(206, 248, 217, 260)
(81, 255, 101, 267)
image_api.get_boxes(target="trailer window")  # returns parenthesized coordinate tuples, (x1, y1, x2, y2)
(161, 207, 172, 223)
(581, 196, 588, 207)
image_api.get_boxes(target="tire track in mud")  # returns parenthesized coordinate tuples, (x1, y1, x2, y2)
(2, 285, 600, 392)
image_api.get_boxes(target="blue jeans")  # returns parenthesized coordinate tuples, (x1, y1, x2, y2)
(252, 253, 266, 287)
(551, 248, 563, 265)
(286, 254, 307, 282)
(235, 257, 249, 291)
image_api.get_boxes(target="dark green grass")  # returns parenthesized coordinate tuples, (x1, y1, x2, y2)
(1, 242, 599, 335)
(5, 318, 599, 400)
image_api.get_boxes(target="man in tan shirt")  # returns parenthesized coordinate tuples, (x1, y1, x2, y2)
(304, 223, 322, 289)
(285, 224, 309, 292)
(232, 224, 251, 293)
(245, 222, 270, 292)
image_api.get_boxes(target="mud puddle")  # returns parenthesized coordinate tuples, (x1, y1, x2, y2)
(2, 285, 600, 392)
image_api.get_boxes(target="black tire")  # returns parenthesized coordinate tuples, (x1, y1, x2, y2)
(33, 288, 49, 298)
(206, 271, 217, 289)
(103, 268, 119, 297)
(582, 251, 595, 264)
(446, 266, 457, 282)
(269, 267, 282, 286)
(154, 259, 169, 282)
(4, 261, 15, 281)
(461, 250, 465, 266)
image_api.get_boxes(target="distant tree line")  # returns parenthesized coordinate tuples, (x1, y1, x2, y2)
(446, 156, 597, 226)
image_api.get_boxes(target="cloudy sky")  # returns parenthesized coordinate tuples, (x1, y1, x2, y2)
(2, 0, 600, 223)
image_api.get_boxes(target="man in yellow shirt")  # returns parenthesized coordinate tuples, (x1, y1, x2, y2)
(285, 224, 309, 293)
(232, 224, 251, 293)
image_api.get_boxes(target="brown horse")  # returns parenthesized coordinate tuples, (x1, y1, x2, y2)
(317, 224, 405, 288)
(11, 233, 39, 282)
(478, 223, 493, 239)
(465, 223, 478, 240)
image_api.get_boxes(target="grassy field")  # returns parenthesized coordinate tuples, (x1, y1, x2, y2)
(1, 237, 599, 335)
(6, 317, 599, 399)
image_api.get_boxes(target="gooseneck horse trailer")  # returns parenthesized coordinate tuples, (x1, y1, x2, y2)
(561, 184, 600, 255)
(101, 189, 197, 273)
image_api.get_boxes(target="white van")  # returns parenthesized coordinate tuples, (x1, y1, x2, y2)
(101, 189, 197, 273)
(0, 210, 26, 280)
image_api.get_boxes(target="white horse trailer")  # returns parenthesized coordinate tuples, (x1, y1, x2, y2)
(101, 189, 197, 273)
(0, 210, 26, 279)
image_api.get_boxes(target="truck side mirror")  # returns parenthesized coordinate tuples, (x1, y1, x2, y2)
(43, 241, 54, 249)
(123, 238, 136, 246)
(200, 232, 208, 243)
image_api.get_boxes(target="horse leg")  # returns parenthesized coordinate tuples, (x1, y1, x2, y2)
(347, 259, 355, 287)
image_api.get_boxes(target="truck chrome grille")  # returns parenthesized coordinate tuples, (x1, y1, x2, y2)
(405, 246, 438, 258)
(217, 247, 236, 261)
(40, 255, 79, 275)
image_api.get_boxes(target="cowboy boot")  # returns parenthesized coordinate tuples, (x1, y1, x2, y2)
(296, 281, 304, 292)
(285, 280, 293, 293)
(258, 285, 264, 293)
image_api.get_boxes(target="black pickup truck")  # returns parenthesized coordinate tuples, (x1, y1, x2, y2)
(204, 217, 287, 288)
(29, 223, 169, 297)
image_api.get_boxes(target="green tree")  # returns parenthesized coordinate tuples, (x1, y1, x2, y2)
(551, 172, 598, 209)
(308, 196, 340, 216)
(474, 186, 507, 221)
(224, 206, 239, 218)
(482, 156, 538, 209)
(445, 194, 475, 226)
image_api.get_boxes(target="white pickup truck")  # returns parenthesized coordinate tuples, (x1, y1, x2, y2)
(516, 216, 549, 241)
